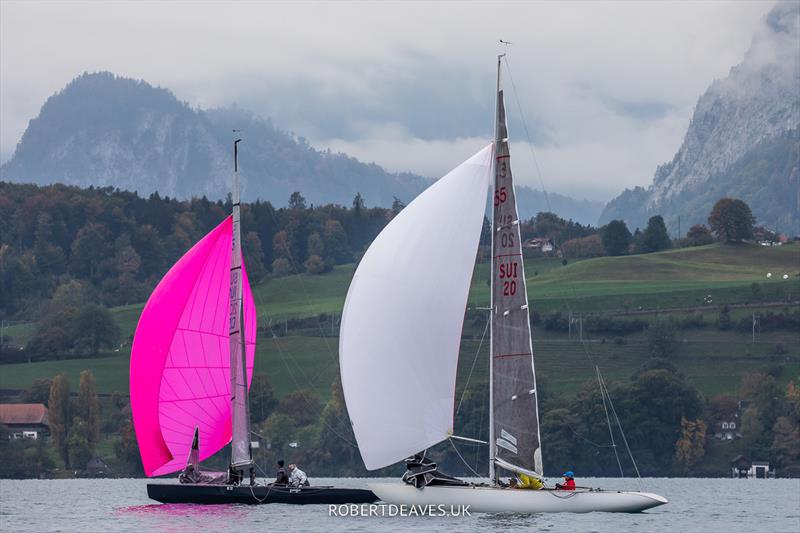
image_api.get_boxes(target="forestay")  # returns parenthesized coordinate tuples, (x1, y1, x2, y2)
(339, 145, 493, 470)
(491, 90, 543, 477)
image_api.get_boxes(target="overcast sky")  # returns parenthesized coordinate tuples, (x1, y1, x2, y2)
(0, 1, 777, 201)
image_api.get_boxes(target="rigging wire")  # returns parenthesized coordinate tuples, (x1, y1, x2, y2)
(596, 366, 625, 479)
(449, 438, 483, 478)
(243, 201, 358, 450)
(455, 317, 490, 417)
(266, 324, 359, 449)
(598, 367, 644, 491)
(502, 55, 552, 215)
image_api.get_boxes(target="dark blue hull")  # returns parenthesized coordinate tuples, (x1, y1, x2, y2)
(147, 483, 378, 505)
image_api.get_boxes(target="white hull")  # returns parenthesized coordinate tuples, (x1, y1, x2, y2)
(369, 483, 668, 513)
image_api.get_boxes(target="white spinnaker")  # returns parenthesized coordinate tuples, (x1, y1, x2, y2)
(339, 144, 492, 470)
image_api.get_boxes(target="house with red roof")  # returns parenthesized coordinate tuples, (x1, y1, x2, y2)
(0, 403, 50, 440)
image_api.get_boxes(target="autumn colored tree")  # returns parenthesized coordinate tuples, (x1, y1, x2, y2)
(772, 416, 800, 467)
(674, 417, 707, 473)
(48, 375, 71, 465)
(685, 224, 714, 246)
(708, 198, 755, 243)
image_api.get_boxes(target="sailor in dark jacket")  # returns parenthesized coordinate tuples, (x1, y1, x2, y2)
(274, 459, 289, 485)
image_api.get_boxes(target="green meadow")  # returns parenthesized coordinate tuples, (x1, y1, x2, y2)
(2, 243, 797, 400)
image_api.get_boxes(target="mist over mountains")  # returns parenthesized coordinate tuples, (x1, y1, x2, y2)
(600, 2, 800, 234)
(0, 72, 603, 225)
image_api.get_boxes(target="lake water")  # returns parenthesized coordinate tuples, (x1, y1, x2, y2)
(1, 477, 798, 532)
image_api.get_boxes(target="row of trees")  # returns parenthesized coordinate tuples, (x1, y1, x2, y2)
(0, 182, 397, 320)
(596, 197, 759, 258)
(3, 364, 797, 478)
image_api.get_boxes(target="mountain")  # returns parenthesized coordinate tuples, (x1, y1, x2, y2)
(0, 71, 603, 224)
(600, 2, 800, 234)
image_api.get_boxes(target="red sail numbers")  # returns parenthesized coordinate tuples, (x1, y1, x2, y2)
(497, 258, 519, 296)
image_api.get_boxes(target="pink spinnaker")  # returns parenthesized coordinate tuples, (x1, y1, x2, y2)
(130, 216, 257, 477)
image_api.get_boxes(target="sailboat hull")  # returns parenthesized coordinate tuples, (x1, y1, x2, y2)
(147, 483, 378, 505)
(369, 483, 667, 513)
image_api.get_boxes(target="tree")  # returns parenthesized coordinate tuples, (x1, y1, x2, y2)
(647, 320, 678, 358)
(249, 373, 278, 423)
(71, 304, 120, 355)
(243, 231, 267, 283)
(561, 234, 604, 259)
(323, 219, 351, 264)
(540, 408, 580, 476)
(708, 198, 755, 243)
(601, 220, 631, 256)
(48, 375, 71, 466)
(307, 376, 362, 475)
(271, 257, 292, 277)
(741, 406, 767, 455)
(616, 370, 703, 470)
(67, 417, 92, 469)
(260, 413, 297, 456)
(304, 254, 325, 275)
(705, 395, 738, 427)
(277, 389, 321, 426)
(77, 370, 100, 450)
(772, 416, 800, 467)
(288, 192, 307, 210)
(685, 224, 713, 246)
(637, 215, 671, 253)
(114, 417, 143, 475)
(352, 192, 365, 212)
(22, 378, 53, 404)
(674, 417, 707, 473)
(69, 223, 110, 280)
(716, 305, 733, 330)
(307, 233, 325, 258)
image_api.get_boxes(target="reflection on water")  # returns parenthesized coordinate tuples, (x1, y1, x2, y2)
(115, 503, 252, 533)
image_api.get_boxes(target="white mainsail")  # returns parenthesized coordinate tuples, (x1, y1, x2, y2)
(339, 145, 493, 470)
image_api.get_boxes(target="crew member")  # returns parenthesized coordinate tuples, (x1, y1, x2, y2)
(555, 471, 576, 490)
(518, 473, 544, 490)
(273, 459, 289, 485)
(288, 463, 310, 487)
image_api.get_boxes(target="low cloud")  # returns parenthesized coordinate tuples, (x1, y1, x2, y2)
(0, 1, 778, 200)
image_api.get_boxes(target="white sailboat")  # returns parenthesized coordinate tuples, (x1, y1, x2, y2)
(338, 55, 668, 513)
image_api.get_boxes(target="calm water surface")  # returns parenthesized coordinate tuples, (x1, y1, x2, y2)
(1, 477, 799, 532)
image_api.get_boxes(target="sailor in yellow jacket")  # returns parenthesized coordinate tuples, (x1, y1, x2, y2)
(516, 473, 544, 490)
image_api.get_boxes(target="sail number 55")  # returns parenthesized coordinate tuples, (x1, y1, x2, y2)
(494, 187, 507, 206)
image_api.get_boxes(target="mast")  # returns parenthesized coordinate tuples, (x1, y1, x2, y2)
(490, 55, 544, 482)
(229, 138, 254, 484)
(488, 53, 503, 484)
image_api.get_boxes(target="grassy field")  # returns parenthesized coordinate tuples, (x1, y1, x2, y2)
(2, 243, 797, 400)
(3, 324, 797, 401)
